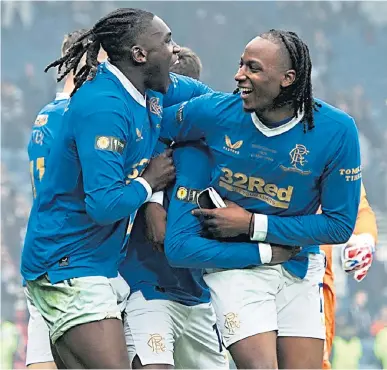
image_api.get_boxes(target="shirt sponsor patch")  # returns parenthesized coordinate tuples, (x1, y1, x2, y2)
(175, 186, 200, 204)
(95, 136, 126, 154)
(34, 114, 48, 127)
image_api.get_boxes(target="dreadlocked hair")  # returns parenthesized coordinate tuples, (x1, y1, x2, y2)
(44, 8, 155, 97)
(261, 29, 321, 132)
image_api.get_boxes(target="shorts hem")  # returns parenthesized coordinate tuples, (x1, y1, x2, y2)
(26, 356, 54, 366)
(278, 331, 325, 340)
(129, 350, 174, 367)
(50, 311, 121, 344)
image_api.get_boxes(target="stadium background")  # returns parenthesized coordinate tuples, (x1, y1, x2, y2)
(1, 1, 386, 368)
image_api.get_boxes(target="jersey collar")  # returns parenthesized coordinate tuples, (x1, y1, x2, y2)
(251, 110, 304, 137)
(55, 92, 70, 101)
(105, 60, 146, 107)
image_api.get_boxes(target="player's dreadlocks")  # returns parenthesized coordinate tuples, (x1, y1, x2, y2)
(61, 29, 88, 57)
(262, 29, 321, 132)
(45, 8, 154, 96)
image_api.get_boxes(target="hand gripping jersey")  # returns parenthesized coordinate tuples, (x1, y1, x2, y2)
(21, 62, 211, 284)
(161, 92, 362, 278)
(119, 141, 212, 306)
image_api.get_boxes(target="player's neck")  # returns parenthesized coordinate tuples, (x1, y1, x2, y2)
(111, 61, 146, 96)
(62, 74, 75, 96)
(255, 105, 295, 126)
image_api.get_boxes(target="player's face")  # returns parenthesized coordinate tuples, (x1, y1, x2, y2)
(142, 16, 180, 93)
(234, 37, 293, 113)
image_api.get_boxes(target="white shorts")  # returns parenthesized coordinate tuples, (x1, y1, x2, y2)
(25, 274, 130, 344)
(204, 253, 326, 347)
(124, 291, 229, 369)
(25, 288, 53, 366)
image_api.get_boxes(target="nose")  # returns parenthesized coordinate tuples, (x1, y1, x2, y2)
(234, 68, 246, 82)
(173, 43, 181, 55)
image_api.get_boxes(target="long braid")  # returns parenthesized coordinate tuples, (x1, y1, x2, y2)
(262, 29, 319, 132)
(45, 8, 154, 96)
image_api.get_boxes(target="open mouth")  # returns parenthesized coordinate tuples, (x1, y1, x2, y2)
(239, 87, 253, 97)
(170, 55, 179, 67)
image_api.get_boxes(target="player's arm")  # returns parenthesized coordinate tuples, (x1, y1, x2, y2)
(160, 92, 223, 143)
(141, 141, 170, 250)
(74, 98, 169, 225)
(257, 119, 362, 246)
(195, 119, 362, 247)
(341, 182, 378, 281)
(353, 183, 378, 241)
(165, 145, 287, 269)
(163, 73, 213, 108)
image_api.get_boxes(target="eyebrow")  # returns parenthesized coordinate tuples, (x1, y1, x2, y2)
(241, 57, 263, 68)
(150, 30, 171, 37)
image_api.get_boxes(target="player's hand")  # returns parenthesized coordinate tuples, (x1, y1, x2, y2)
(269, 244, 302, 265)
(192, 200, 252, 238)
(341, 233, 375, 282)
(142, 149, 175, 192)
(143, 202, 167, 252)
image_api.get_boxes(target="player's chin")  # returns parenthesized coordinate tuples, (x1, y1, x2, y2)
(152, 75, 170, 94)
(241, 98, 255, 113)
(242, 94, 262, 113)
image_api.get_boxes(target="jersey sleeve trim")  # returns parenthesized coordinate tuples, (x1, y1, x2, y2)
(134, 177, 152, 202)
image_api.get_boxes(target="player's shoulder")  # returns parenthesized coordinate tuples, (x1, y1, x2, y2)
(192, 90, 240, 108)
(32, 96, 69, 128)
(169, 72, 212, 93)
(73, 63, 144, 114)
(314, 98, 357, 134)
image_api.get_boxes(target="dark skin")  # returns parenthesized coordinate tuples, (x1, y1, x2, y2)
(236, 36, 296, 123)
(112, 16, 180, 95)
(191, 36, 299, 243)
(53, 16, 180, 370)
(190, 36, 323, 369)
(117, 16, 177, 370)
(114, 17, 179, 194)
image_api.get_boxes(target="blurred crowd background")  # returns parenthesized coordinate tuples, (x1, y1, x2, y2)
(1, 1, 387, 369)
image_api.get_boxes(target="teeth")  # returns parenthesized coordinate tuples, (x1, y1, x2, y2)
(239, 87, 253, 93)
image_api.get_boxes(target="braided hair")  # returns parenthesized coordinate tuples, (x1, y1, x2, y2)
(260, 30, 321, 132)
(45, 8, 154, 96)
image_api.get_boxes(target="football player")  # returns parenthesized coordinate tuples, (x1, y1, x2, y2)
(161, 29, 361, 369)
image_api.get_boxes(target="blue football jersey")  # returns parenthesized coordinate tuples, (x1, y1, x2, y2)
(117, 76, 212, 306)
(28, 93, 69, 199)
(21, 62, 213, 284)
(165, 142, 264, 270)
(162, 93, 361, 278)
(119, 141, 213, 306)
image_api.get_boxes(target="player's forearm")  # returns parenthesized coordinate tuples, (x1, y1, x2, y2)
(252, 213, 355, 246)
(164, 233, 264, 269)
(354, 197, 378, 242)
(86, 178, 151, 225)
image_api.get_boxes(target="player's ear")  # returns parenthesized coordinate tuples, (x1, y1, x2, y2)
(131, 46, 147, 64)
(281, 69, 296, 88)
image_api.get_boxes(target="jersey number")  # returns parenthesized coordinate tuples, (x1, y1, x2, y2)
(29, 157, 45, 198)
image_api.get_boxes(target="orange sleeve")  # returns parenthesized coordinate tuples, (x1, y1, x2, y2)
(354, 183, 378, 243)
